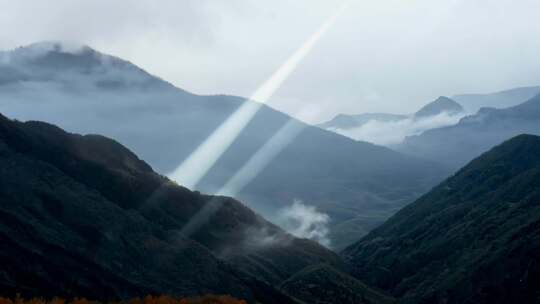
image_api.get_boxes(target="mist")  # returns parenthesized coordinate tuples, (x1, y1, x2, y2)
(276, 200, 331, 247)
(329, 112, 466, 146)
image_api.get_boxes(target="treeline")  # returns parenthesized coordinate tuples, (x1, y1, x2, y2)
(0, 295, 246, 304)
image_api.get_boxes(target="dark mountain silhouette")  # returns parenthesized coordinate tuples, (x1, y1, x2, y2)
(453, 85, 540, 113)
(0, 111, 349, 303)
(412, 96, 464, 118)
(0, 42, 448, 249)
(342, 134, 540, 304)
(398, 93, 540, 170)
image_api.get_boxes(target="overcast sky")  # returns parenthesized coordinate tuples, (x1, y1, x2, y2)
(1, 0, 540, 122)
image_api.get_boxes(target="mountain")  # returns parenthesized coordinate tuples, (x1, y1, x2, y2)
(0, 111, 348, 303)
(453, 85, 540, 113)
(0, 42, 448, 249)
(412, 96, 464, 118)
(342, 134, 540, 304)
(317, 96, 465, 147)
(398, 93, 540, 170)
(280, 264, 396, 304)
(318, 96, 464, 130)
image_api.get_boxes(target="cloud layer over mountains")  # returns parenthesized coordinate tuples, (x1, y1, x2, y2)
(2, 1, 540, 121)
(329, 111, 465, 146)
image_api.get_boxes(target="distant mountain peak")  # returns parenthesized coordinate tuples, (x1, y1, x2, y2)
(4, 41, 100, 63)
(1, 41, 176, 91)
(18, 40, 92, 53)
(414, 96, 464, 118)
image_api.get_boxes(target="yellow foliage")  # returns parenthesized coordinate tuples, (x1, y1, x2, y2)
(0, 295, 246, 304)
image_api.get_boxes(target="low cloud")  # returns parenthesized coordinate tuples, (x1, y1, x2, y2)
(277, 200, 330, 247)
(241, 225, 288, 249)
(330, 112, 465, 146)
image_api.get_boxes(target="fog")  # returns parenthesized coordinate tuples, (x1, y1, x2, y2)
(330, 112, 465, 146)
(277, 200, 331, 247)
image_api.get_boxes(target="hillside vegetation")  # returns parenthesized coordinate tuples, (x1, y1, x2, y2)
(344, 134, 540, 303)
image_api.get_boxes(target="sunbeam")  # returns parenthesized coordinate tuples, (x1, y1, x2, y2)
(217, 115, 310, 197)
(216, 118, 305, 197)
(180, 108, 319, 237)
(168, 2, 348, 189)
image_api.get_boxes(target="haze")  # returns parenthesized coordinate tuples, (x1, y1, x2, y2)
(1, 0, 540, 122)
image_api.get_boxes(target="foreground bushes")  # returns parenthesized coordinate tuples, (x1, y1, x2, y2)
(0, 295, 246, 304)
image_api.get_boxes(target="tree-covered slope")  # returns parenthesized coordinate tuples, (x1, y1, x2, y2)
(343, 134, 540, 304)
(0, 112, 346, 303)
(280, 264, 395, 304)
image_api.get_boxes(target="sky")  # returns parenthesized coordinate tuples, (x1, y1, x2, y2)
(1, 0, 540, 123)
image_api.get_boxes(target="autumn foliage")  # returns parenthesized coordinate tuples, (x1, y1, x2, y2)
(0, 295, 247, 304)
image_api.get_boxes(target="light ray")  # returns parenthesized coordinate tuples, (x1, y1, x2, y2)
(180, 108, 320, 237)
(217, 117, 307, 197)
(168, 2, 348, 189)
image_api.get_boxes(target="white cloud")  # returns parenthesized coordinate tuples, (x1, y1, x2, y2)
(330, 112, 465, 146)
(277, 200, 331, 247)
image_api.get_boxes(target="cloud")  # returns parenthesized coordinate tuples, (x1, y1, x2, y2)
(240, 225, 289, 250)
(330, 112, 465, 146)
(0, 0, 235, 48)
(277, 200, 331, 247)
(1, 1, 540, 123)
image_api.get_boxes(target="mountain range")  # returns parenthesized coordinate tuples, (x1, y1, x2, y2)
(2, 108, 539, 303)
(318, 96, 464, 130)
(0, 42, 448, 249)
(1, 41, 540, 304)
(452, 85, 540, 113)
(317, 96, 466, 146)
(398, 93, 540, 170)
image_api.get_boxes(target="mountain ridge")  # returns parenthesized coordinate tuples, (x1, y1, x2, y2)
(342, 134, 540, 303)
(398, 93, 540, 169)
(317, 96, 465, 146)
(452, 85, 540, 112)
(413, 96, 464, 118)
(0, 111, 351, 303)
(317, 95, 464, 131)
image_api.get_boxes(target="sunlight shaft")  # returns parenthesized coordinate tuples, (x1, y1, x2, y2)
(180, 107, 320, 237)
(217, 119, 306, 197)
(168, 2, 348, 189)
